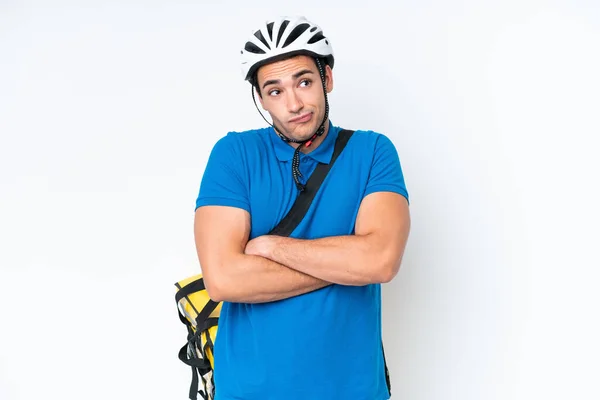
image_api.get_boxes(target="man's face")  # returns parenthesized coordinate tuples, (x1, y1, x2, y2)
(256, 55, 333, 142)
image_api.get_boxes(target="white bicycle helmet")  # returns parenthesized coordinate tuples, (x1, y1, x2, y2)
(241, 16, 334, 83)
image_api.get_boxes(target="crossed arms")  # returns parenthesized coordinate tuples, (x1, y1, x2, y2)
(193, 191, 410, 303)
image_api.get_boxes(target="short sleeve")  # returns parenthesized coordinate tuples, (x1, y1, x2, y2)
(363, 134, 410, 203)
(195, 133, 251, 212)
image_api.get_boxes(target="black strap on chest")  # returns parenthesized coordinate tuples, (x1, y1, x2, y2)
(268, 129, 354, 237)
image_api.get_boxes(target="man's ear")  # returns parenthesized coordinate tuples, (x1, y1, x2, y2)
(325, 65, 334, 93)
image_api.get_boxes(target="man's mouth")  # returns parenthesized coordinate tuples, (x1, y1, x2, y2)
(289, 112, 313, 124)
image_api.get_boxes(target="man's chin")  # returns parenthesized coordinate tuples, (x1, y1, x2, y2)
(289, 123, 320, 141)
(274, 119, 322, 142)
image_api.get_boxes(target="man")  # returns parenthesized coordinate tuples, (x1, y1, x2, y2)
(193, 16, 410, 400)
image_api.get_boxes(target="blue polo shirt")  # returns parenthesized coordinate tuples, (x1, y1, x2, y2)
(195, 121, 409, 400)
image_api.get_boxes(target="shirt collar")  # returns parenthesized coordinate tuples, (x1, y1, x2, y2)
(270, 120, 340, 164)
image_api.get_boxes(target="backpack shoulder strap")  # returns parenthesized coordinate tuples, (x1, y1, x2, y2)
(269, 129, 354, 237)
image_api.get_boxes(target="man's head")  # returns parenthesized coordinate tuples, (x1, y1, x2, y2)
(253, 55, 333, 142)
(240, 16, 335, 143)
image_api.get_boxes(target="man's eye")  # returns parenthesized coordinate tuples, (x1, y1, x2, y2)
(300, 79, 311, 87)
(269, 89, 280, 96)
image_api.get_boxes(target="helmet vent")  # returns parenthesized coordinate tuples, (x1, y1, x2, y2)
(283, 23, 310, 48)
(276, 20, 290, 47)
(307, 32, 325, 44)
(254, 30, 271, 49)
(267, 22, 274, 41)
(244, 42, 266, 54)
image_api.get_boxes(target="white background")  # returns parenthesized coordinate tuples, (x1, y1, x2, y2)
(1, 1, 599, 399)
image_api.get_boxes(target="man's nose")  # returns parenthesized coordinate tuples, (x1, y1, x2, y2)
(286, 89, 303, 114)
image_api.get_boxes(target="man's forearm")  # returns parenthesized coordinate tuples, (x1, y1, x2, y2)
(209, 253, 331, 304)
(256, 234, 401, 286)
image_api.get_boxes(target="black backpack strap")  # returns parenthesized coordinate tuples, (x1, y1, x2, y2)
(269, 129, 354, 237)
(175, 279, 220, 338)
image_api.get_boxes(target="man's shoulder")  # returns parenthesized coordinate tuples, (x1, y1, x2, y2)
(341, 127, 397, 152)
(340, 126, 388, 140)
(207, 126, 272, 160)
(217, 126, 272, 145)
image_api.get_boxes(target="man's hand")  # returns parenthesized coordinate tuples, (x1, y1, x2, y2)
(244, 235, 279, 259)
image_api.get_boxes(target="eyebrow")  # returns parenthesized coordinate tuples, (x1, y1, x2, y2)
(262, 69, 315, 89)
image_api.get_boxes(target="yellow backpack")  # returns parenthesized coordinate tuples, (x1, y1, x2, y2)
(175, 274, 220, 400)
(175, 130, 354, 400)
